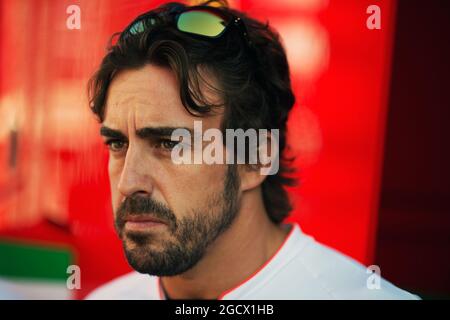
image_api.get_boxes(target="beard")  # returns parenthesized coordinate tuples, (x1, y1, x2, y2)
(114, 165, 240, 277)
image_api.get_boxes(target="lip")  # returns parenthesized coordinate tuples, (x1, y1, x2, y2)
(124, 215, 166, 224)
(123, 215, 167, 231)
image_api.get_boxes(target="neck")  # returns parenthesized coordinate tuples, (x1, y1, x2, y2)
(160, 187, 291, 299)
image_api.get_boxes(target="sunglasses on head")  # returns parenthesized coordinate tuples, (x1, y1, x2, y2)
(119, 4, 251, 46)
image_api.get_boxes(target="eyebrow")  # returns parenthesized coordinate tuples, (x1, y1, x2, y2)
(136, 127, 194, 139)
(100, 126, 127, 139)
(99, 125, 194, 140)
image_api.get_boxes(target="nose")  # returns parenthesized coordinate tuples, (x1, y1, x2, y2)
(117, 143, 154, 198)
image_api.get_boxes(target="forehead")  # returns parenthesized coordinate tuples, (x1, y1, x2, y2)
(103, 64, 222, 132)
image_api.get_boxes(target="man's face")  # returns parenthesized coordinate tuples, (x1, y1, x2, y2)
(101, 64, 240, 276)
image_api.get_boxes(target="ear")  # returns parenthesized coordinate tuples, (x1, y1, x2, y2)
(238, 164, 267, 192)
(238, 130, 280, 192)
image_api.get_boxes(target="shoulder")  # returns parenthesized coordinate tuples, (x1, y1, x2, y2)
(85, 272, 159, 300)
(284, 234, 420, 299)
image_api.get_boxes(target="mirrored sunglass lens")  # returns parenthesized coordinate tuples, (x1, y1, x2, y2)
(177, 11, 226, 37)
(129, 17, 157, 35)
(129, 21, 145, 34)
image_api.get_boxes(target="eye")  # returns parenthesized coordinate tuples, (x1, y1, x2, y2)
(105, 139, 128, 152)
(157, 139, 179, 150)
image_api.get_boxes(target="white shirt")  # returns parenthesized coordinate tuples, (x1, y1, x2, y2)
(86, 223, 420, 300)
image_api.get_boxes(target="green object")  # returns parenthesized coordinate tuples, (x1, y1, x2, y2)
(0, 240, 72, 281)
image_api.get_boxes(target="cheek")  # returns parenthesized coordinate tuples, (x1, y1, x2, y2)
(164, 164, 228, 212)
(108, 159, 123, 212)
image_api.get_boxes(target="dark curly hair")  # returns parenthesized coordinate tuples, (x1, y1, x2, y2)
(88, 0, 297, 224)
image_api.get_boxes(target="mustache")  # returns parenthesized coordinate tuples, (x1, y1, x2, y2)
(115, 195, 177, 231)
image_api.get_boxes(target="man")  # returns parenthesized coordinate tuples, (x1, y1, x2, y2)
(86, 1, 418, 299)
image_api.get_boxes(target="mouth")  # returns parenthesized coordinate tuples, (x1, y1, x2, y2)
(123, 215, 167, 231)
